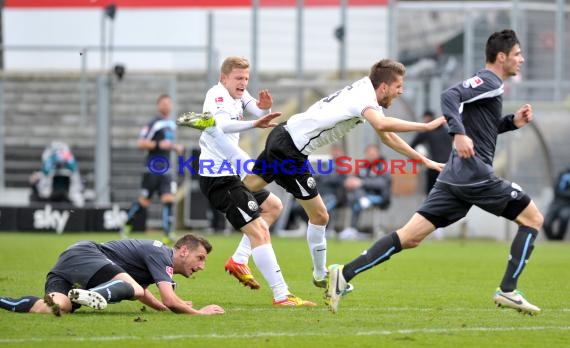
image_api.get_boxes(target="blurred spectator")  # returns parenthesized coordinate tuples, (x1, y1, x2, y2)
(120, 94, 184, 243)
(543, 166, 570, 240)
(29, 141, 84, 207)
(410, 110, 453, 194)
(338, 143, 391, 240)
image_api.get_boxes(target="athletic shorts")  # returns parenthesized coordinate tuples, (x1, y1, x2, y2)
(417, 176, 531, 228)
(140, 172, 175, 199)
(46, 241, 125, 290)
(252, 124, 319, 200)
(199, 175, 270, 230)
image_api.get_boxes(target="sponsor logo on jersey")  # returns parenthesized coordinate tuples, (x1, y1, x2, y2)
(215, 96, 224, 103)
(247, 200, 259, 211)
(463, 76, 484, 88)
(307, 177, 317, 189)
(165, 266, 174, 278)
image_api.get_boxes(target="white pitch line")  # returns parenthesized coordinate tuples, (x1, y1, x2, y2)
(228, 307, 570, 312)
(1, 326, 569, 343)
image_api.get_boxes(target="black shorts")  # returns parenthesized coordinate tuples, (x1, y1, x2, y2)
(47, 241, 124, 289)
(252, 124, 319, 200)
(140, 172, 175, 199)
(199, 175, 271, 230)
(417, 176, 531, 228)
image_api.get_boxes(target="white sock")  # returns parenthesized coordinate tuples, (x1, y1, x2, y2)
(204, 126, 252, 175)
(307, 222, 327, 279)
(251, 244, 289, 301)
(232, 234, 251, 264)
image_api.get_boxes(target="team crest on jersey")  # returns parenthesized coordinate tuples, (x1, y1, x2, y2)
(165, 266, 174, 278)
(215, 96, 224, 104)
(248, 200, 259, 211)
(307, 177, 316, 189)
(462, 76, 484, 88)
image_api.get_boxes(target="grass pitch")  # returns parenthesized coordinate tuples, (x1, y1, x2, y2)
(0, 232, 569, 347)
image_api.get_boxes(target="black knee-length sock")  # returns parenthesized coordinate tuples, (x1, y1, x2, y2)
(500, 226, 538, 292)
(0, 296, 40, 312)
(343, 231, 403, 282)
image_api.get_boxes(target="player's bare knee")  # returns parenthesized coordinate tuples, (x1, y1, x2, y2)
(262, 195, 283, 216)
(309, 209, 329, 226)
(526, 211, 544, 230)
(242, 220, 271, 245)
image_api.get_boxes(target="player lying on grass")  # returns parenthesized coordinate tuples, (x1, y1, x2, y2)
(0, 233, 224, 316)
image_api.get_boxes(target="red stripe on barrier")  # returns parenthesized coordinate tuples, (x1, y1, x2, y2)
(6, 0, 387, 8)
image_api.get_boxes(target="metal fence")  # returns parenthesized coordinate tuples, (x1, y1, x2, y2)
(1, 1, 569, 204)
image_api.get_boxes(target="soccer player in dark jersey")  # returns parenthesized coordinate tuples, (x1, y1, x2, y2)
(0, 233, 224, 315)
(120, 94, 184, 243)
(326, 29, 543, 315)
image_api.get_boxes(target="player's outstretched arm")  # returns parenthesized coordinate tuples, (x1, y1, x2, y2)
(378, 131, 445, 172)
(138, 287, 169, 311)
(364, 108, 446, 133)
(156, 282, 224, 315)
(252, 111, 281, 128)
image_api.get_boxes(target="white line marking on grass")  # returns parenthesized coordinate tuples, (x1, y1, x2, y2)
(1, 326, 569, 343)
(230, 307, 570, 312)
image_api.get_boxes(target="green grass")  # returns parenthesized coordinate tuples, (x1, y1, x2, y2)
(0, 232, 569, 347)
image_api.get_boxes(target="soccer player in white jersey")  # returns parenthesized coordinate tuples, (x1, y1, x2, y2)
(196, 56, 315, 306)
(179, 59, 445, 290)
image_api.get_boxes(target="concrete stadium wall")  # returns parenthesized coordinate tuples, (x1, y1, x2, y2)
(4, 6, 388, 72)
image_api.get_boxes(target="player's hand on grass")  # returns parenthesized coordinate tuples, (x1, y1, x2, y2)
(253, 112, 282, 129)
(198, 304, 225, 315)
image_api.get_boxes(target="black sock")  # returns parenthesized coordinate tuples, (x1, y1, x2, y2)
(162, 202, 173, 236)
(126, 202, 145, 225)
(0, 296, 40, 312)
(90, 280, 135, 303)
(500, 226, 538, 292)
(343, 231, 403, 282)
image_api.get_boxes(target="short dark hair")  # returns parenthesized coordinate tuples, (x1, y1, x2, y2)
(157, 94, 171, 104)
(485, 29, 520, 63)
(174, 233, 212, 254)
(369, 59, 406, 89)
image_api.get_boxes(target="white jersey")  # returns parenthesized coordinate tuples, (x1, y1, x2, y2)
(285, 76, 382, 155)
(199, 82, 266, 177)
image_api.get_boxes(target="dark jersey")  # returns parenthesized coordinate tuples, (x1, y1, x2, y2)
(140, 116, 177, 168)
(98, 239, 175, 287)
(438, 69, 518, 185)
(410, 125, 452, 164)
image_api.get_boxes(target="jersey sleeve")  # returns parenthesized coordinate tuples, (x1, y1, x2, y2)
(242, 90, 269, 118)
(497, 114, 518, 133)
(441, 73, 500, 135)
(139, 124, 151, 139)
(144, 251, 175, 285)
(353, 78, 381, 117)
